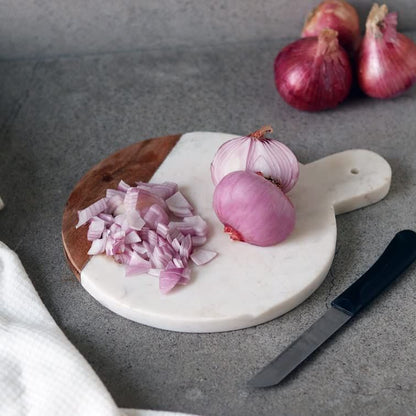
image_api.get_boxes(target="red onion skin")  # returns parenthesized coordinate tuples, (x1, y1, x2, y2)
(210, 125, 299, 193)
(274, 29, 352, 111)
(213, 171, 295, 247)
(358, 6, 416, 99)
(301, 0, 361, 56)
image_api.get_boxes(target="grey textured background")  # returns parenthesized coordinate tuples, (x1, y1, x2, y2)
(1, 0, 416, 59)
(1, 1, 416, 415)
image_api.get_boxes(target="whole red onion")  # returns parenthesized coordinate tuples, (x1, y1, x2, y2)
(358, 4, 416, 99)
(213, 171, 295, 247)
(301, 0, 361, 55)
(274, 29, 353, 111)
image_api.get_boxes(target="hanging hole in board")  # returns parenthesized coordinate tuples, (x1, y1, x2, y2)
(350, 168, 359, 175)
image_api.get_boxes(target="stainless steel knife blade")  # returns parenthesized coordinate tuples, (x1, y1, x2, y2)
(248, 230, 416, 388)
(248, 307, 350, 388)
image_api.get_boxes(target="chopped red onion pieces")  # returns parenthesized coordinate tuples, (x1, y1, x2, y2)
(179, 234, 192, 258)
(125, 230, 141, 244)
(76, 197, 108, 228)
(124, 187, 139, 211)
(98, 213, 115, 223)
(126, 210, 146, 230)
(172, 258, 184, 268)
(136, 189, 167, 215)
(106, 189, 125, 199)
(190, 248, 218, 266)
(166, 191, 193, 217)
(171, 238, 181, 253)
(144, 204, 169, 228)
(117, 180, 131, 192)
(159, 267, 188, 294)
(87, 234, 108, 255)
(183, 216, 208, 235)
(76, 180, 217, 293)
(156, 222, 169, 239)
(126, 262, 151, 276)
(191, 235, 207, 247)
(87, 218, 105, 241)
(148, 268, 161, 277)
(131, 243, 147, 255)
(136, 181, 178, 199)
(107, 195, 124, 214)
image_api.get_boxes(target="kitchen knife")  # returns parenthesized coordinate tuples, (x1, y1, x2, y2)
(249, 229, 416, 388)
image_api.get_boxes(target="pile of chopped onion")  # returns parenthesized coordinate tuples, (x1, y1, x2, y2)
(76, 180, 217, 294)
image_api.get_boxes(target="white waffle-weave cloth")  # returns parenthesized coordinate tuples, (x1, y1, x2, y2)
(0, 241, 196, 416)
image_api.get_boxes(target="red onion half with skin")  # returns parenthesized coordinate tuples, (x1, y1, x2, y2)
(301, 0, 361, 56)
(358, 4, 416, 99)
(213, 171, 295, 247)
(210, 125, 299, 193)
(274, 29, 353, 111)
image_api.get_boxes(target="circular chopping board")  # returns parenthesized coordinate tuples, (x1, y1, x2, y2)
(62, 132, 391, 332)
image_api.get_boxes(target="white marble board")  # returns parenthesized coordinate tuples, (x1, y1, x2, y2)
(80, 132, 392, 332)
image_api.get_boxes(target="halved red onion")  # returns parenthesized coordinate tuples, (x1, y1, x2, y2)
(77, 180, 216, 293)
(210, 126, 299, 193)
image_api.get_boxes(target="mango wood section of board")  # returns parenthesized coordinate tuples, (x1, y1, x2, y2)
(61, 134, 182, 279)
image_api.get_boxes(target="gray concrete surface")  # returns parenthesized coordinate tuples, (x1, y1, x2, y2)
(1, 1, 416, 415)
(1, 0, 416, 59)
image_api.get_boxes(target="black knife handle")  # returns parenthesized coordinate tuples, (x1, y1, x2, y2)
(331, 230, 416, 317)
